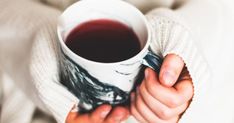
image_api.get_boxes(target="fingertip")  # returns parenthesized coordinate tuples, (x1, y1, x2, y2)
(122, 108, 130, 121)
(119, 106, 130, 119)
(144, 68, 149, 79)
(66, 111, 78, 122)
(100, 104, 112, 111)
(175, 79, 194, 102)
(99, 105, 112, 118)
(159, 71, 164, 85)
(160, 54, 184, 87)
(92, 104, 112, 119)
(120, 107, 130, 121)
(111, 106, 129, 122)
(160, 70, 176, 87)
(131, 92, 136, 102)
(145, 68, 158, 81)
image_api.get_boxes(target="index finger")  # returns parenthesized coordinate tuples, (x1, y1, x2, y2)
(66, 105, 112, 123)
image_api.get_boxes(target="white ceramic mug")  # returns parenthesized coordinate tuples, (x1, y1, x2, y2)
(57, 0, 162, 113)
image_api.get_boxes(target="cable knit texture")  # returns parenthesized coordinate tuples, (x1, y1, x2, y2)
(0, 1, 210, 123)
(146, 8, 212, 123)
(29, 16, 79, 123)
(1, 0, 234, 123)
(27, 3, 80, 123)
(0, 0, 78, 123)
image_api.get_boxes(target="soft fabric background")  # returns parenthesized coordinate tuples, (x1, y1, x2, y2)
(1, 0, 234, 123)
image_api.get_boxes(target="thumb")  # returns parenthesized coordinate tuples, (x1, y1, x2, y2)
(89, 104, 112, 122)
(66, 105, 112, 123)
(159, 54, 184, 87)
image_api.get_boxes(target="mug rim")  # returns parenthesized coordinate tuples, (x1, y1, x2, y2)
(57, 0, 152, 66)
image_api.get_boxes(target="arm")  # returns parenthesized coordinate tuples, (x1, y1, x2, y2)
(139, 0, 233, 121)
(1, 0, 130, 123)
(0, 0, 77, 122)
(175, 0, 224, 45)
(130, 0, 216, 122)
(38, 0, 77, 10)
(125, 0, 174, 13)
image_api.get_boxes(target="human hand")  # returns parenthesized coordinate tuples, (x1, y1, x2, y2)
(66, 104, 129, 123)
(130, 54, 193, 123)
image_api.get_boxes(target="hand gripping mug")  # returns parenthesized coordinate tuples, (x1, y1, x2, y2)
(57, 0, 163, 113)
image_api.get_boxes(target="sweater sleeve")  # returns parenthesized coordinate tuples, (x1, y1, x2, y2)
(146, 8, 212, 123)
(0, 0, 78, 123)
(38, 0, 78, 10)
(125, 0, 175, 13)
(169, 0, 233, 122)
(29, 15, 79, 123)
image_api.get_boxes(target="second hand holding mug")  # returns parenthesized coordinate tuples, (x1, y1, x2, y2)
(57, 0, 163, 113)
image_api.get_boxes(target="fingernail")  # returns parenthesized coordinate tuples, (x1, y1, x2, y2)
(101, 109, 110, 118)
(145, 69, 149, 79)
(131, 93, 135, 102)
(136, 87, 140, 94)
(163, 71, 175, 85)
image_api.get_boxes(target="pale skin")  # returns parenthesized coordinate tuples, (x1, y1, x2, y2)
(131, 54, 193, 123)
(66, 54, 193, 123)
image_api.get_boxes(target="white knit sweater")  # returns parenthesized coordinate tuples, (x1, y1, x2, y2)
(0, 0, 234, 123)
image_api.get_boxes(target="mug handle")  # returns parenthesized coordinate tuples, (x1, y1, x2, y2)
(142, 49, 163, 73)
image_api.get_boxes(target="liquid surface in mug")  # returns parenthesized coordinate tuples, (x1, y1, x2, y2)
(65, 19, 141, 63)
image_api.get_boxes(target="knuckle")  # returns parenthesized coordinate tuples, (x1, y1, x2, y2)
(130, 103, 137, 114)
(168, 96, 182, 108)
(187, 85, 194, 97)
(130, 107, 142, 122)
(135, 97, 142, 110)
(147, 83, 156, 95)
(139, 83, 144, 92)
(148, 118, 158, 123)
(179, 103, 189, 114)
(158, 108, 172, 120)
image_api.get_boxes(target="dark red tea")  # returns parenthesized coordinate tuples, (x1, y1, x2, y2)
(65, 19, 141, 63)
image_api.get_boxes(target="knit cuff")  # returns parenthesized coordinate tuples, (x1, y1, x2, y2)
(29, 37, 79, 123)
(42, 0, 77, 10)
(146, 8, 211, 122)
(36, 80, 79, 123)
(29, 17, 79, 123)
(1, 0, 79, 122)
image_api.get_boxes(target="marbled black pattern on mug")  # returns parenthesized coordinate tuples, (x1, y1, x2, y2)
(59, 50, 130, 113)
(142, 50, 162, 73)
